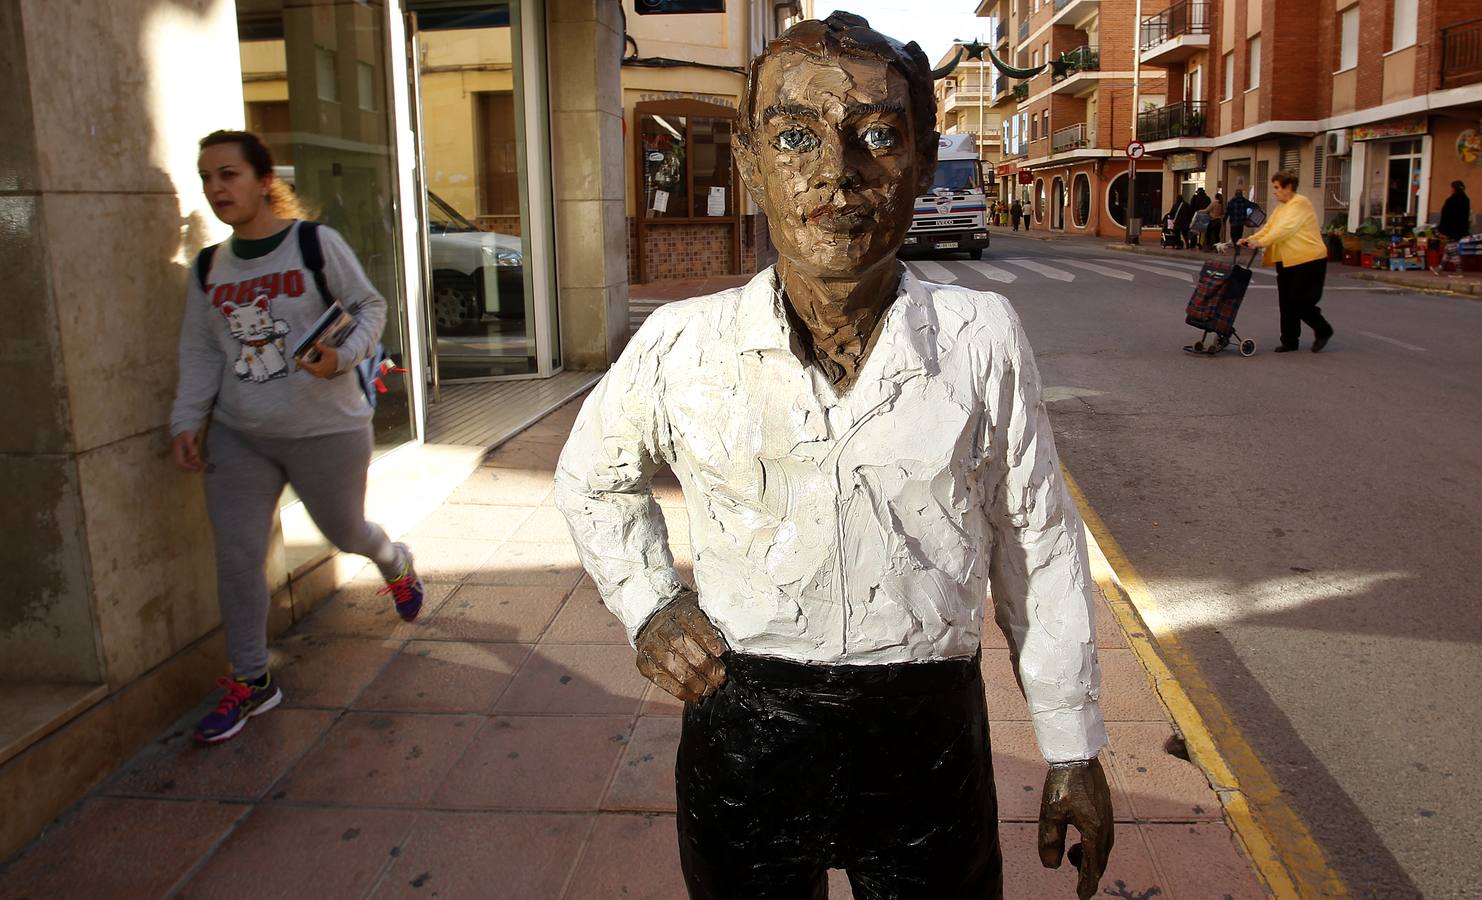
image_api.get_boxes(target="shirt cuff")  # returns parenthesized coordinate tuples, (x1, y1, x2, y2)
(612, 568, 687, 647)
(1031, 702, 1109, 764)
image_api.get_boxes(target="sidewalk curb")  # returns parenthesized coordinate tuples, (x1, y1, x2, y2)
(1101, 242, 1482, 300)
(1062, 467, 1349, 900)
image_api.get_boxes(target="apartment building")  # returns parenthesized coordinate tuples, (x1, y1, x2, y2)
(621, 0, 810, 282)
(1139, 0, 1482, 233)
(979, 0, 1171, 238)
(935, 46, 1007, 200)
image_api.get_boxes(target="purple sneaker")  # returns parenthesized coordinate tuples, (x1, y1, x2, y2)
(379, 543, 425, 622)
(194, 674, 282, 745)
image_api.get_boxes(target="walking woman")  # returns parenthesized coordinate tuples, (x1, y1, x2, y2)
(1240, 170, 1335, 352)
(171, 130, 424, 744)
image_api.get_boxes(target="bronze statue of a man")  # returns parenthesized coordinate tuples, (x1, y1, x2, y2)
(557, 12, 1112, 899)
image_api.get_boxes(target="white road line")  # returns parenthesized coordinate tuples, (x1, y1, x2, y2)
(909, 260, 959, 284)
(959, 260, 1018, 283)
(1057, 259, 1134, 281)
(1360, 330, 1428, 352)
(1119, 254, 1277, 278)
(1092, 258, 1195, 282)
(1003, 258, 1074, 281)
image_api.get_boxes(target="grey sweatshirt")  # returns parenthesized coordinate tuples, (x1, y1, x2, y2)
(170, 223, 387, 439)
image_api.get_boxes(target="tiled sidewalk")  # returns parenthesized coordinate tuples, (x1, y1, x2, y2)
(0, 397, 1269, 899)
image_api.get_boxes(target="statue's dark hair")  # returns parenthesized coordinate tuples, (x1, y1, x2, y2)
(736, 12, 937, 157)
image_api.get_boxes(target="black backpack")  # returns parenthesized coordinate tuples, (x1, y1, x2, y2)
(195, 222, 396, 408)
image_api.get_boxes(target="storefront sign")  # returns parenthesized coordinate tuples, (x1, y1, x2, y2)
(1352, 114, 1426, 142)
(1168, 151, 1205, 172)
(636, 91, 736, 109)
(996, 162, 1018, 176)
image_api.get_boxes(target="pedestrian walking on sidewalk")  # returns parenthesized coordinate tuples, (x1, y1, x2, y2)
(1011, 197, 1023, 231)
(1226, 189, 1252, 244)
(1205, 191, 1225, 250)
(1240, 170, 1334, 353)
(1435, 180, 1472, 273)
(1171, 195, 1195, 249)
(170, 130, 425, 745)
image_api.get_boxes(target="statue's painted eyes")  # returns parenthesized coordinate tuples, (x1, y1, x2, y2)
(774, 127, 821, 153)
(861, 125, 897, 150)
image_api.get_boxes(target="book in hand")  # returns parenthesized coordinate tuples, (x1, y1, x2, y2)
(292, 301, 354, 362)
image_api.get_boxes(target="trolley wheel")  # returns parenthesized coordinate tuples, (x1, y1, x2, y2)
(1240, 339, 1256, 357)
(1192, 340, 1205, 353)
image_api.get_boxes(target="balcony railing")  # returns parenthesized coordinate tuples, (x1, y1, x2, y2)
(1012, 82, 1029, 101)
(1136, 100, 1209, 142)
(1140, 0, 1211, 51)
(995, 20, 1007, 44)
(1441, 16, 1482, 88)
(1019, 20, 1029, 41)
(1051, 123, 1089, 152)
(1052, 45, 1100, 81)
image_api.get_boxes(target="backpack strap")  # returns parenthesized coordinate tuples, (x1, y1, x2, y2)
(195, 243, 220, 293)
(296, 221, 335, 307)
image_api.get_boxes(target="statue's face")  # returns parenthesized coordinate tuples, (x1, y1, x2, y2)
(739, 51, 928, 278)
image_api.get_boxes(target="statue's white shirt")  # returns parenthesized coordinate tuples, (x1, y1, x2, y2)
(555, 266, 1106, 762)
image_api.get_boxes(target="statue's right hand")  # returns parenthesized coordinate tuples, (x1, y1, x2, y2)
(635, 590, 729, 703)
(172, 431, 203, 473)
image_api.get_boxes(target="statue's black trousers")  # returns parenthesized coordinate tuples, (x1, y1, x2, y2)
(676, 651, 1002, 900)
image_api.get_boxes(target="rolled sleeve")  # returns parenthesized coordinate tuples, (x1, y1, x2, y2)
(986, 315, 1108, 764)
(554, 315, 685, 645)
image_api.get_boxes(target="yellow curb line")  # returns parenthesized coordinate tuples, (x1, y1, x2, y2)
(1062, 467, 1350, 899)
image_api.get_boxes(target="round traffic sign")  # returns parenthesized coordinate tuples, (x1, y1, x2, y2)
(1126, 141, 1146, 160)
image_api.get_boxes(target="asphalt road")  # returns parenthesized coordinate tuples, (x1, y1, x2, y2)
(906, 232, 1482, 898)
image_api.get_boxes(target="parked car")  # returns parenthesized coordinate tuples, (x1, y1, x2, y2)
(425, 191, 525, 335)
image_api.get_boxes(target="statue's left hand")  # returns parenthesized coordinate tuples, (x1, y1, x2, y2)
(1037, 758, 1114, 900)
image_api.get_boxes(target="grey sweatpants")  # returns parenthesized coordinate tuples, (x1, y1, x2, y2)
(204, 422, 401, 679)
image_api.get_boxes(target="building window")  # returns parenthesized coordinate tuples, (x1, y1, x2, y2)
(315, 46, 338, 102)
(1106, 171, 1164, 229)
(1035, 178, 1046, 221)
(1223, 51, 1234, 100)
(1031, 113, 1039, 141)
(1339, 7, 1359, 71)
(357, 61, 375, 111)
(1072, 172, 1091, 228)
(1247, 35, 1261, 90)
(1042, 110, 1049, 140)
(1032, 49, 1040, 67)
(1279, 141, 1300, 174)
(1392, 0, 1417, 51)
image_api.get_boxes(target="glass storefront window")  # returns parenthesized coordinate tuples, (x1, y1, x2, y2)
(1106, 172, 1165, 228)
(1072, 173, 1090, 228)
(238, 0, 413, 451)
(642, 114, 690, 218)
(633, 99, 740, 283)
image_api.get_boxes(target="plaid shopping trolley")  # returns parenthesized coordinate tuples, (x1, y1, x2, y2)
(1184, 243, 1261, 357)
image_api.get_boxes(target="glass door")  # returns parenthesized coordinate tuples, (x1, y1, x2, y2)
(237, 0, 414, 449)
(406, 0, 557, 382)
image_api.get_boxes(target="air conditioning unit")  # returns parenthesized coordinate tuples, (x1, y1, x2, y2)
(1325, 130, 1352, 157)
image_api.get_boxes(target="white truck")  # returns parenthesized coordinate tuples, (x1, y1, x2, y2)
(901, 133, 990, 260)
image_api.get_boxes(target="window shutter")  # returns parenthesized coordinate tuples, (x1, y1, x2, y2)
(1312, 139, 1325, 189)
(1279, 141, 1300, 174)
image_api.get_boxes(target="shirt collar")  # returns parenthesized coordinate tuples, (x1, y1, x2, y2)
(736, 264, 939, 378)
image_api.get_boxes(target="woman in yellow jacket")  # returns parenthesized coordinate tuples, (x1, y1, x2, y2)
(1240, 170, 1335, 352)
